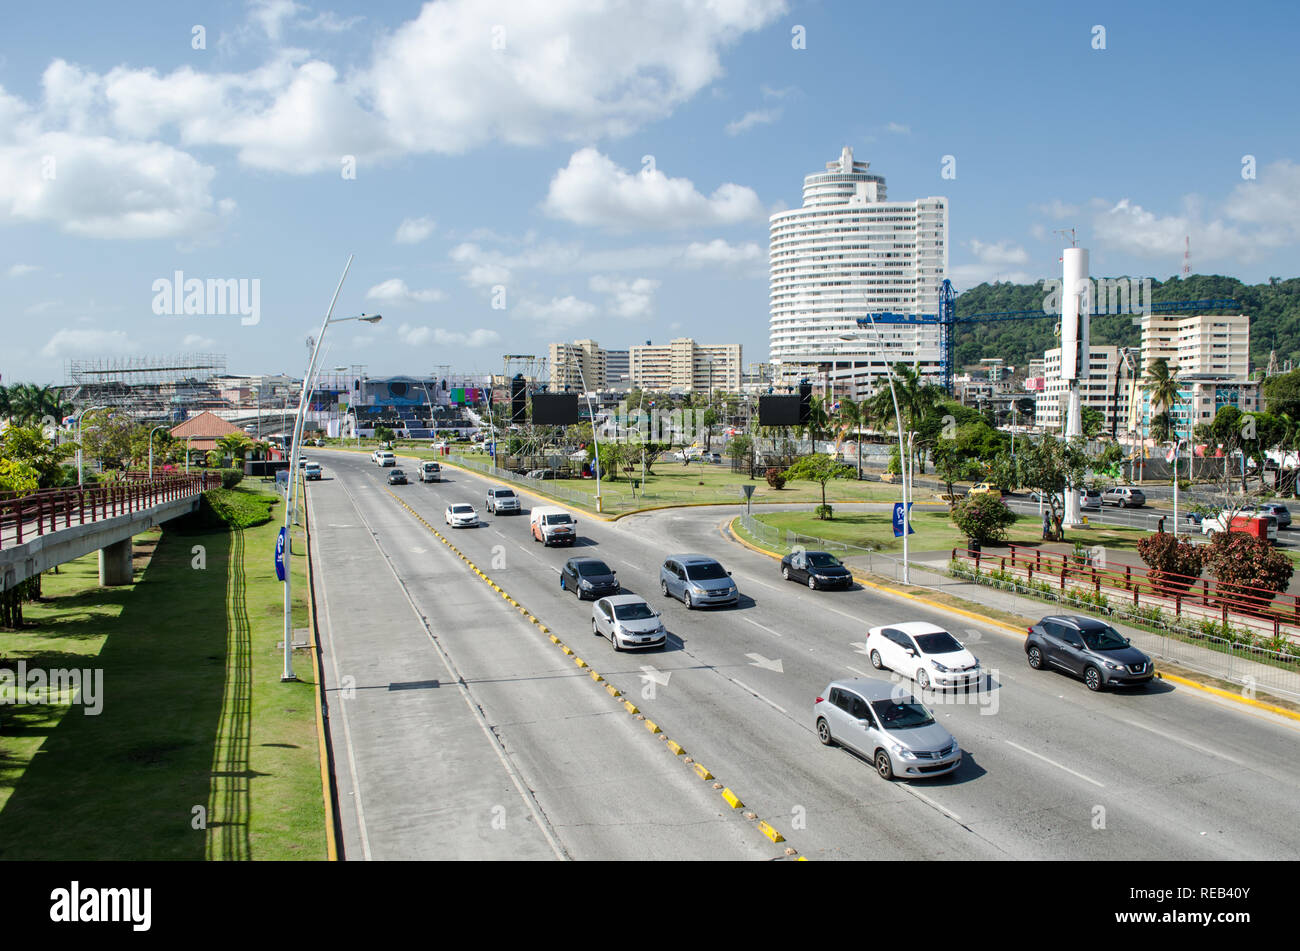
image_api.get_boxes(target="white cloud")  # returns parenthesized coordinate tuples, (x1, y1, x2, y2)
(760, 84, 796, 99)
(397, 322, 432, 346)
(7, 263, 39, 277)
(434, 327, 500, 347)
(394, 215, 436, 244)
(589, 275, 659, 318)
(26, 300, 62, 315)
(41, 327, 136, 358)
(1035, 199, 1081, 220)
(682, 238, 762, 267)
(725, 108, 780, 136)
(885, 121, 910, 134)
(181, 333, 217, 348)
(542, 148, 766, 230)
(514, 295, 598, 329)
(365, 278, 446, 304)
(948, 238, 1033, 288)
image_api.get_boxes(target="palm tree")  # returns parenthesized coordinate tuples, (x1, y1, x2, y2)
(837, 396, 864, 477)
(867, 363, 943, 479)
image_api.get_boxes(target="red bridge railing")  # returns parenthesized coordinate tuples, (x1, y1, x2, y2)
(0, 473, 221, 550)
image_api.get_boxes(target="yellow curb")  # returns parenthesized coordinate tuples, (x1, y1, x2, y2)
(721, 788, 743, 809)
(548, 634, 561, 644)
(1157, 671, 1300, 722)
(692, 762, 713, 781)
(561, 645, 573, 655)
(666, 740, 685, 756)
(539, 625, 550, 634)
(757, 821, 785, 843)
(623, 700, 639, 715)
(526, 614, 537, 623)
(796, 856, 808, 861)
(605, 683, 622, 698)
(590, 671, 603, 682)
(574, 657, 588, 668)
(644, 719, 661, 734)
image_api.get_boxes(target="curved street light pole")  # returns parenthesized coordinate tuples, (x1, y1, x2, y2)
(75, 405, 109, 486)
(147, 425, 169, 478)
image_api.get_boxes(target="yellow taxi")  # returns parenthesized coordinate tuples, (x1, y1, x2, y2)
(967, 482, 1002, 499)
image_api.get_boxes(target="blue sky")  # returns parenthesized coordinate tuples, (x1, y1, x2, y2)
(2, 0, 1297, 386)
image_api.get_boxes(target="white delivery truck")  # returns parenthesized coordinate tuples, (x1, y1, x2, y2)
(530, 506, 578, 546)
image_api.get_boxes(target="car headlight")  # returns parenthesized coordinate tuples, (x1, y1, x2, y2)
(889, 743, 917, 760)
(931, 660, 951, 673)
(580, 579, 592, 588)
(1103, 660, 1125, 670)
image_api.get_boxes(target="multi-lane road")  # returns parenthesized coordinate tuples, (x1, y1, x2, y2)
(306, 449, 1300, 860)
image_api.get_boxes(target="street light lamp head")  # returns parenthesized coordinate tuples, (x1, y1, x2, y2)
(360, 313, 382, 323)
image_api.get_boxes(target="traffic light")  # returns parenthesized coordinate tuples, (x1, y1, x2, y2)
(798, 380, 812, 424)
(510, 374, 527, 423)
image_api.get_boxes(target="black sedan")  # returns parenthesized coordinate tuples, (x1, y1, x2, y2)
(387, 469, 408, 485)
(780, 550, 853, 590)
(560, 557, 620, 601)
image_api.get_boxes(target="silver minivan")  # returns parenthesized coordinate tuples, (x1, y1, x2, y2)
(659, 554, 738, 609)
(814, 678, 961, 780)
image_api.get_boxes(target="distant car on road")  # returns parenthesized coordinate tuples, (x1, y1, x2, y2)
(445, 503, 479, 528)
(814, 679, 962, 781)
(866, 622, 981, 689)
(1201, 510, 1277, 542)
(780, 550, 852, 590)
(967, 483, 1002, 499)
(305, 462, 322, 481)
(660, 555, 738, 609)
(1025, 615, 1153, 691)
(1030, 489, 1101, 511)
(1254, 502, 1292, 530)
(561, 557, 619, 600)
(592, 595, 667, 652)
(531, 506, 577, 546)
(298, 456, 309, 468)
(387, 468, 408, 485)
(375, 450, 396, 467)
(1101, 486, 1145, 507)
(418, 461, 442, 482)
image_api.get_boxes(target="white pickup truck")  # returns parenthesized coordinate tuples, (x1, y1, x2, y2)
(530, 506, 578, 546)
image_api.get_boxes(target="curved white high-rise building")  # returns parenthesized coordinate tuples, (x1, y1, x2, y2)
(769, 147, 948, 398)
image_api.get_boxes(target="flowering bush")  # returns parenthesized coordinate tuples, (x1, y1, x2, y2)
(1135, 532, 1204, 592)
(1201, 532, 1293, 612)
(950, 495, 1015, 544)
(764, 467, 787, 490)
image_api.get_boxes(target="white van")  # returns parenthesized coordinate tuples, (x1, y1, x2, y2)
(419, 461, 442, 483)
(376, 450, 396, 467)
(530, 506, 578, 546)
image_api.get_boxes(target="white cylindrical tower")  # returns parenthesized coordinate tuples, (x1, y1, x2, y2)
(1061, 248, 1089, 528)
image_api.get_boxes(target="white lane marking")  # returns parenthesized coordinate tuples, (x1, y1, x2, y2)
(846, 665, 871, 678)
(729, 678, 788, 714)
(620, 559, 641, 569)
(741, 616, 783, 638)
(1005, 740, 1106, 788)
(1118, 718, 1243, 764)
(742, 576, 781, 592)
(903, 787, 963, 824)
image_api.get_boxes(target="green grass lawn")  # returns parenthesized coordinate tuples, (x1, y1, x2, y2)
(0, 482, 325, 860)
(741, 507, 1159, 558)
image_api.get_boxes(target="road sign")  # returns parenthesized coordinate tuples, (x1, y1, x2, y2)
(892, 502, 914, 537)
(275, 527, 287, 581)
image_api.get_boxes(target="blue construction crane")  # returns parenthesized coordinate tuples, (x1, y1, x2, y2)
(857, 279, 1239, 393)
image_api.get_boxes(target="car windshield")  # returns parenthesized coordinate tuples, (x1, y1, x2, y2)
(452, 505, 473, 513)
(871, 699, 935, 730)
(576, 561, 611, 577)
(1080, 625, 1128, 651)
(914, 631, 963, 654)
(548, 514, 573, 524)
(614, 603, 655, 620)
(807, 553, 841, 568)
(495, 490, 515, 498)
(391, 470, 404, 475)
(686, 562, 728, 581)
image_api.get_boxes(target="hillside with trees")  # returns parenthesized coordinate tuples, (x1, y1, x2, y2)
(954, 275, 1300, 372)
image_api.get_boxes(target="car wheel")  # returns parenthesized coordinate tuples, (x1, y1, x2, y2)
(592, 618, 599, 636)
(916, 667, 931, 689)
(684, 590, 694, 610)
(807, 575, 817, 590)
(1027, 645, 1044, 670)
(875, 750, 895, 781)
(816, 717, 835, 747)
(1084, 666, 1103, 691)
(870, 649, 885, 670)
(661, 578, 670, 598)
(611, 631, 622, 652)
(560, 577, 566, 591)
(782, 565, 791, 581)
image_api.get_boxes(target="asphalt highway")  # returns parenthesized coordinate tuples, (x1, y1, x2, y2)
(308, 449, 1300, 860)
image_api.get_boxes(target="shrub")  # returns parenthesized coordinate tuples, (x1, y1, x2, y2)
(220, 468, 244, 489)
(814, 503, 833, 520)
(765, 467, 787, 490)
(1135, 532, 1204, 592)
(1201, 532, 1294, 612)
(950, 495, 1015, 544)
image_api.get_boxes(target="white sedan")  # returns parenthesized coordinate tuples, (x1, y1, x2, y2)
(866, 621, 981, 689)
(444, 503, 479, 528)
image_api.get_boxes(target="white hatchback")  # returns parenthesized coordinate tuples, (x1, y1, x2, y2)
(866, 622, 982, 689)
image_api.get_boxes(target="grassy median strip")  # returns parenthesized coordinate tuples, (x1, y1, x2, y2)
(0, 482, 325, 860)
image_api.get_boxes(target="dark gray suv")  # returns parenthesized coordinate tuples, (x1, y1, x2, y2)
(1026, 615, 1153, 691)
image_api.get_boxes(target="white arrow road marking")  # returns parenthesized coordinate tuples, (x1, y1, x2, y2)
(639, 665, 671, 686)
(745, 653, 783, 673)
(850, 641, 870, 655)
(410, 547, 427, 554)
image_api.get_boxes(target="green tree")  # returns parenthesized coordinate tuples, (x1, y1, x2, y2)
(932, 439, 983, 506)
(996, 435, 1092, 540)
(1080, 405, 1105, 438)
(950, 494, 1016, 545)
(374, 425, 395, 446)
(783, 453, 854, 518)
(0, 425, 74, 488)
(726, 433, 754, 477)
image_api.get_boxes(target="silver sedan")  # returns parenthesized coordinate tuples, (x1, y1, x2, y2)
(593, 595, 667, 651)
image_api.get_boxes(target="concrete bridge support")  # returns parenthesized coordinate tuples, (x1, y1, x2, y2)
(98, 537, 134, 586)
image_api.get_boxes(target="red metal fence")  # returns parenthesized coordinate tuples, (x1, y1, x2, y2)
(951, 542, 1300, 640)
(0, 473, 221, 549)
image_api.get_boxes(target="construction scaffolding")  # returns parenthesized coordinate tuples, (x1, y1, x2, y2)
(63, 353, 229, 420)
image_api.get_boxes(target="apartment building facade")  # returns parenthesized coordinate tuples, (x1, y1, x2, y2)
(629, 338, 742, 393)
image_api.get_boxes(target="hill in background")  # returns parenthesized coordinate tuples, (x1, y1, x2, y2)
(953, 275, 1300, 372)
